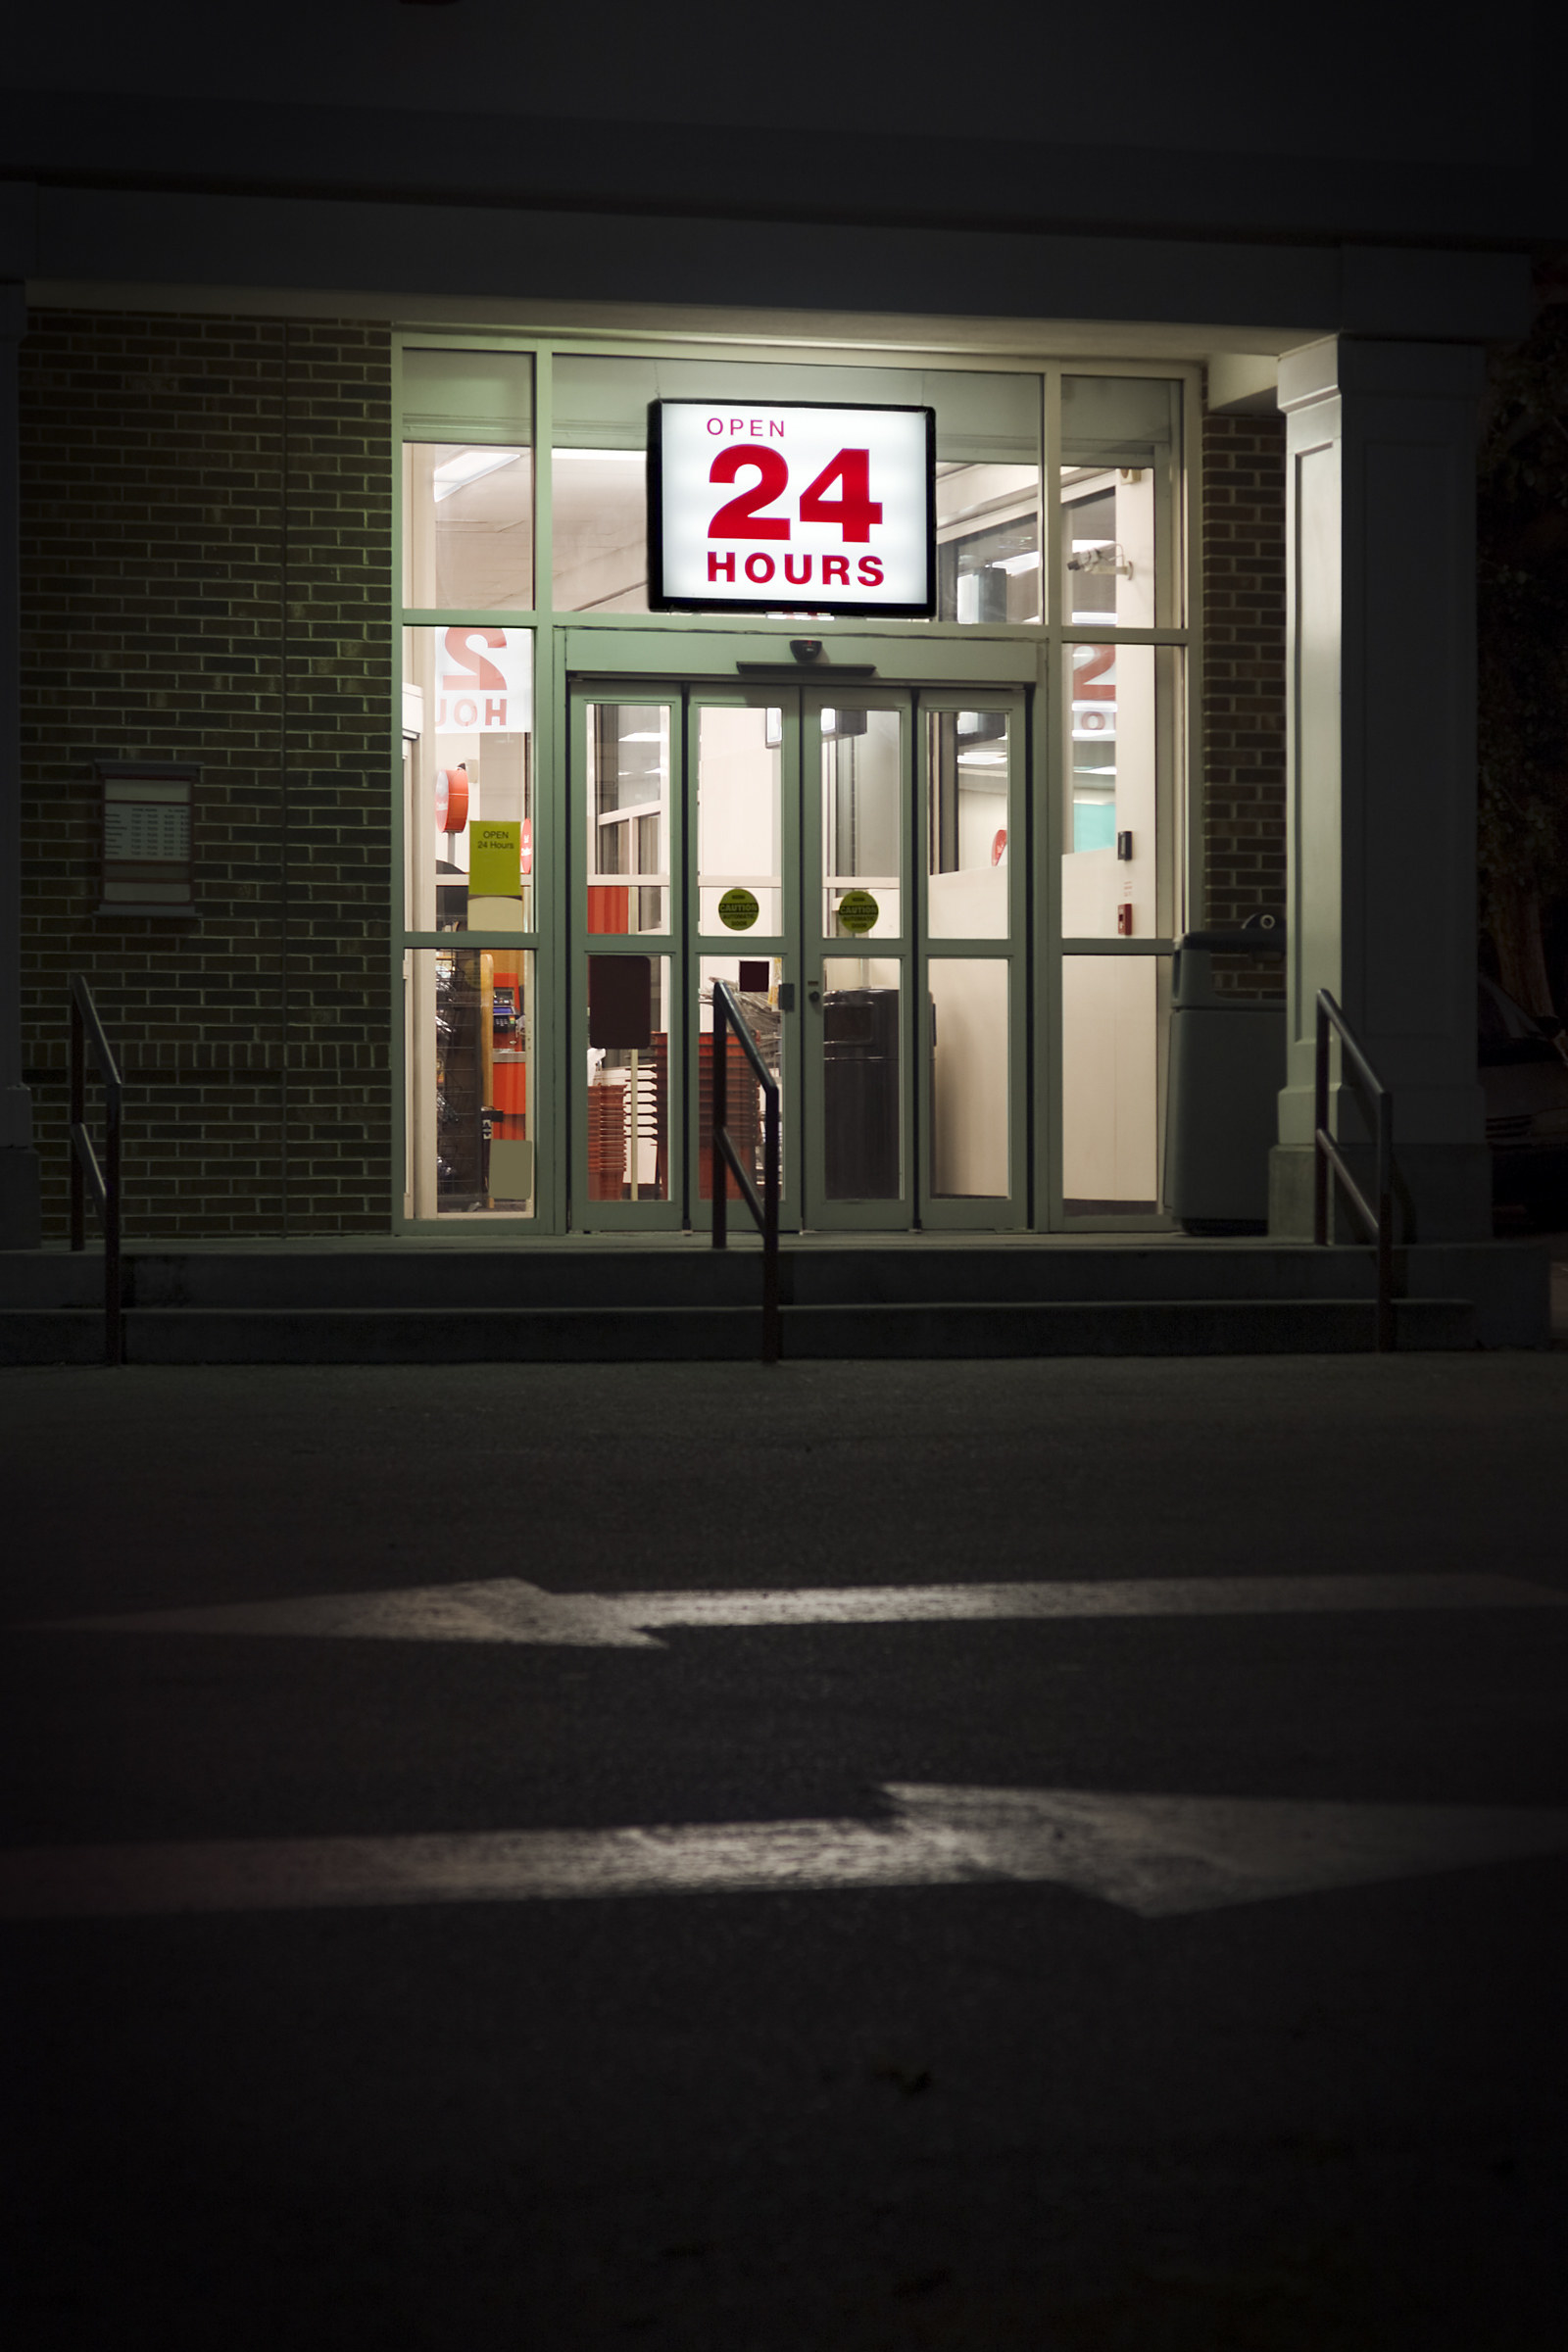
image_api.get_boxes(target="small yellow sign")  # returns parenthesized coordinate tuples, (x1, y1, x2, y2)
(836, 888, 879, 936)
(468, 821, 521, 899)
(718, 887, 760, 932)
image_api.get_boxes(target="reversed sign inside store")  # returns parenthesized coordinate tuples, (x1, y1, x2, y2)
(435, 626, 530, 733)
(649, 400, 936, 617)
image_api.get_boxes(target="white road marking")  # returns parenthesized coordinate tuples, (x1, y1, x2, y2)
(35, 1573, 1566, 1649)
(3, 1788, 1565, 1923)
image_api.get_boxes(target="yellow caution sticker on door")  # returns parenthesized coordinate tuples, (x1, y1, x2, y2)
(836, 888, 879, 936)
(718, 887, 760, 931)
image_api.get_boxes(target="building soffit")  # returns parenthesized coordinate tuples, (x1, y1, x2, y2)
(5, 183, 1534, 358)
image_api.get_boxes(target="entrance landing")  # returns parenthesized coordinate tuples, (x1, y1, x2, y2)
(0, 1236, 1547, 1360)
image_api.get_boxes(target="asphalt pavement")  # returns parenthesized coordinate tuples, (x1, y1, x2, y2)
(4, 1350, 1567, 2350)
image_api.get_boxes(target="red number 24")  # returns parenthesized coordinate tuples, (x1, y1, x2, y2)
(708, 446, 882, 543)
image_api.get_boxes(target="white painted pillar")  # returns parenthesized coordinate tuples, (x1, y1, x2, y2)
(0, 284, 39, 1249)
(1269, 337, 1491, 1242)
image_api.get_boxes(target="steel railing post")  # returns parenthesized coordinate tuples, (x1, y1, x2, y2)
(1375, 1088, 1394, 1354)
(105, 1076, 122, 1366)
(70, 991, 85, 1252)
(761, 1074, 780, 1364)
(711, 984, 727, 1252)
(1313, 997, 1330, 1248)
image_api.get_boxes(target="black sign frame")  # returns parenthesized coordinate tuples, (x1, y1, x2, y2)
(646, 398, 938, 619)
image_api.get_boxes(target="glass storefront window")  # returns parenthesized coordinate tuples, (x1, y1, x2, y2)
(697, 705, 783, 937)
(821, 958, 903, 1200)
(927, 710, 1011, 940)
(1059, 377, 1181, 629)
(822, 708, 903, 939)
(403, 443, 533, 612)
(698, 956, 785, 1202)
(406, 947, 536, 1219)
(1060, 956, 1168, 1215)
(586, 954, 671, 1201)
(1060, 644, 1177, 940)
(403, 627, 534, 933)
(936, 466, 1040, 623)
(400, 348, 534, 611)
(551, 354, 1040, 622)
(586, 705, 670, 936)
(928, 959, 1008, 1199)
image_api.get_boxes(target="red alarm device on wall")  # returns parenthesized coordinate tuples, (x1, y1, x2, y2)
(435, 765, 469, 831)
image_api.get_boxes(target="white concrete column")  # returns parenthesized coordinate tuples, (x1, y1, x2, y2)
(0, 283, 39, 1249)
(1269, 337, 1491, 1242)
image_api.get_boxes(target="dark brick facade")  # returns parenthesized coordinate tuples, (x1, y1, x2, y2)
(19, 309, 394, 1238)
(1200, 405, 1288, 989)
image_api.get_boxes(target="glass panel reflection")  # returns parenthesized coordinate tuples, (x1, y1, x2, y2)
(927, 710, 1010, 940)
(1061, 955, 1164, 1213)
(1061, 644, 1171, 940)
(402, 443, 533, 612)
(698, 705, 782, 935)
(587, 706, 669, 935)
(821, 708, 902, 939)
(586, 954, 670, 1202)
(1059, 377, 1180, 629)
(929, 960, 1008, 1198)
(407, 947, 535, 1219)
(403, 628, 533, 933)
(699, 957, 784, 1202)
(937, 466, 1040, 622)
(822, 957, 902, 1200)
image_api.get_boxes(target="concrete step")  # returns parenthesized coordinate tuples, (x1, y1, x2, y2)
(0, 1296, 1476, 1365)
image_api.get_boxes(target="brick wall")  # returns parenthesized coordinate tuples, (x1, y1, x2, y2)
(19, 309, 394, 1238)
(1200, 406, 1288, 991)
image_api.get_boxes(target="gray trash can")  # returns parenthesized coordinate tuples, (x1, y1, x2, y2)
(1163, 919, 1286, 1235)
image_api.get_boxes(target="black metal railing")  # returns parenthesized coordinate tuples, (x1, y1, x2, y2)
(1313, 988, 1396, 1352)
(69, 975, 124, 1366)
(710, 980, 781, 1364)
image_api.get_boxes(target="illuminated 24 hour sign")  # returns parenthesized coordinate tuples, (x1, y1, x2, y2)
(648, 400, 936, 617)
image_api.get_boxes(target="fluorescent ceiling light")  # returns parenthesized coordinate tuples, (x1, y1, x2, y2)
(432, 448, 523, 501)
(994, 551, 1040, 575)
(554, 448, 646, 464)
(958, 751, 1007, 765)
(617, 732, 664, 743)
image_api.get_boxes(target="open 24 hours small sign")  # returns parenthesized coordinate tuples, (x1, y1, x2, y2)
(648, 400, 936, 617)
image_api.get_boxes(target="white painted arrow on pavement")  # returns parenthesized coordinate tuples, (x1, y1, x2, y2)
(35, 1572, 1566, 1648)
(2, 1788, 1565, 1923)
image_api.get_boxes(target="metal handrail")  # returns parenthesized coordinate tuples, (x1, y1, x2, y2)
(1313, 988, 1396, 1352)
(710, 980, 781, 1364)
(69, 975, 123, 1366)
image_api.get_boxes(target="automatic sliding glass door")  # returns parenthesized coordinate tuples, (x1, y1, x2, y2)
(569, 672, 1029, 1234)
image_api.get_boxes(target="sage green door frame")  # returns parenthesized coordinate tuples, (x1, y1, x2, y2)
(567, 640, 1036, 1234)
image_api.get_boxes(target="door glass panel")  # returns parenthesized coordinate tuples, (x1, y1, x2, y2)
(586, 954, 670, 1201)
(586, 705, 669, 935)
(821, 958, 902, 1200)
(697, 706, 783, 936)
(1059, 377, 1181, 629)
(1061, 955, 1167, 1213)
(1061, 644, 1173, 940)
(699, 957, 784, 1202)
(927, 710, 1010, 940)
(402, 443, 533, 612)
(403, 627, 533, 933)
(929, 960, 1008, 1198)
(821, 709, 903, 938)
(406, 947, 536, 1219)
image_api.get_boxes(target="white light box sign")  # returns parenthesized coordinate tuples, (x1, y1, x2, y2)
(649, 401, 935, 617)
